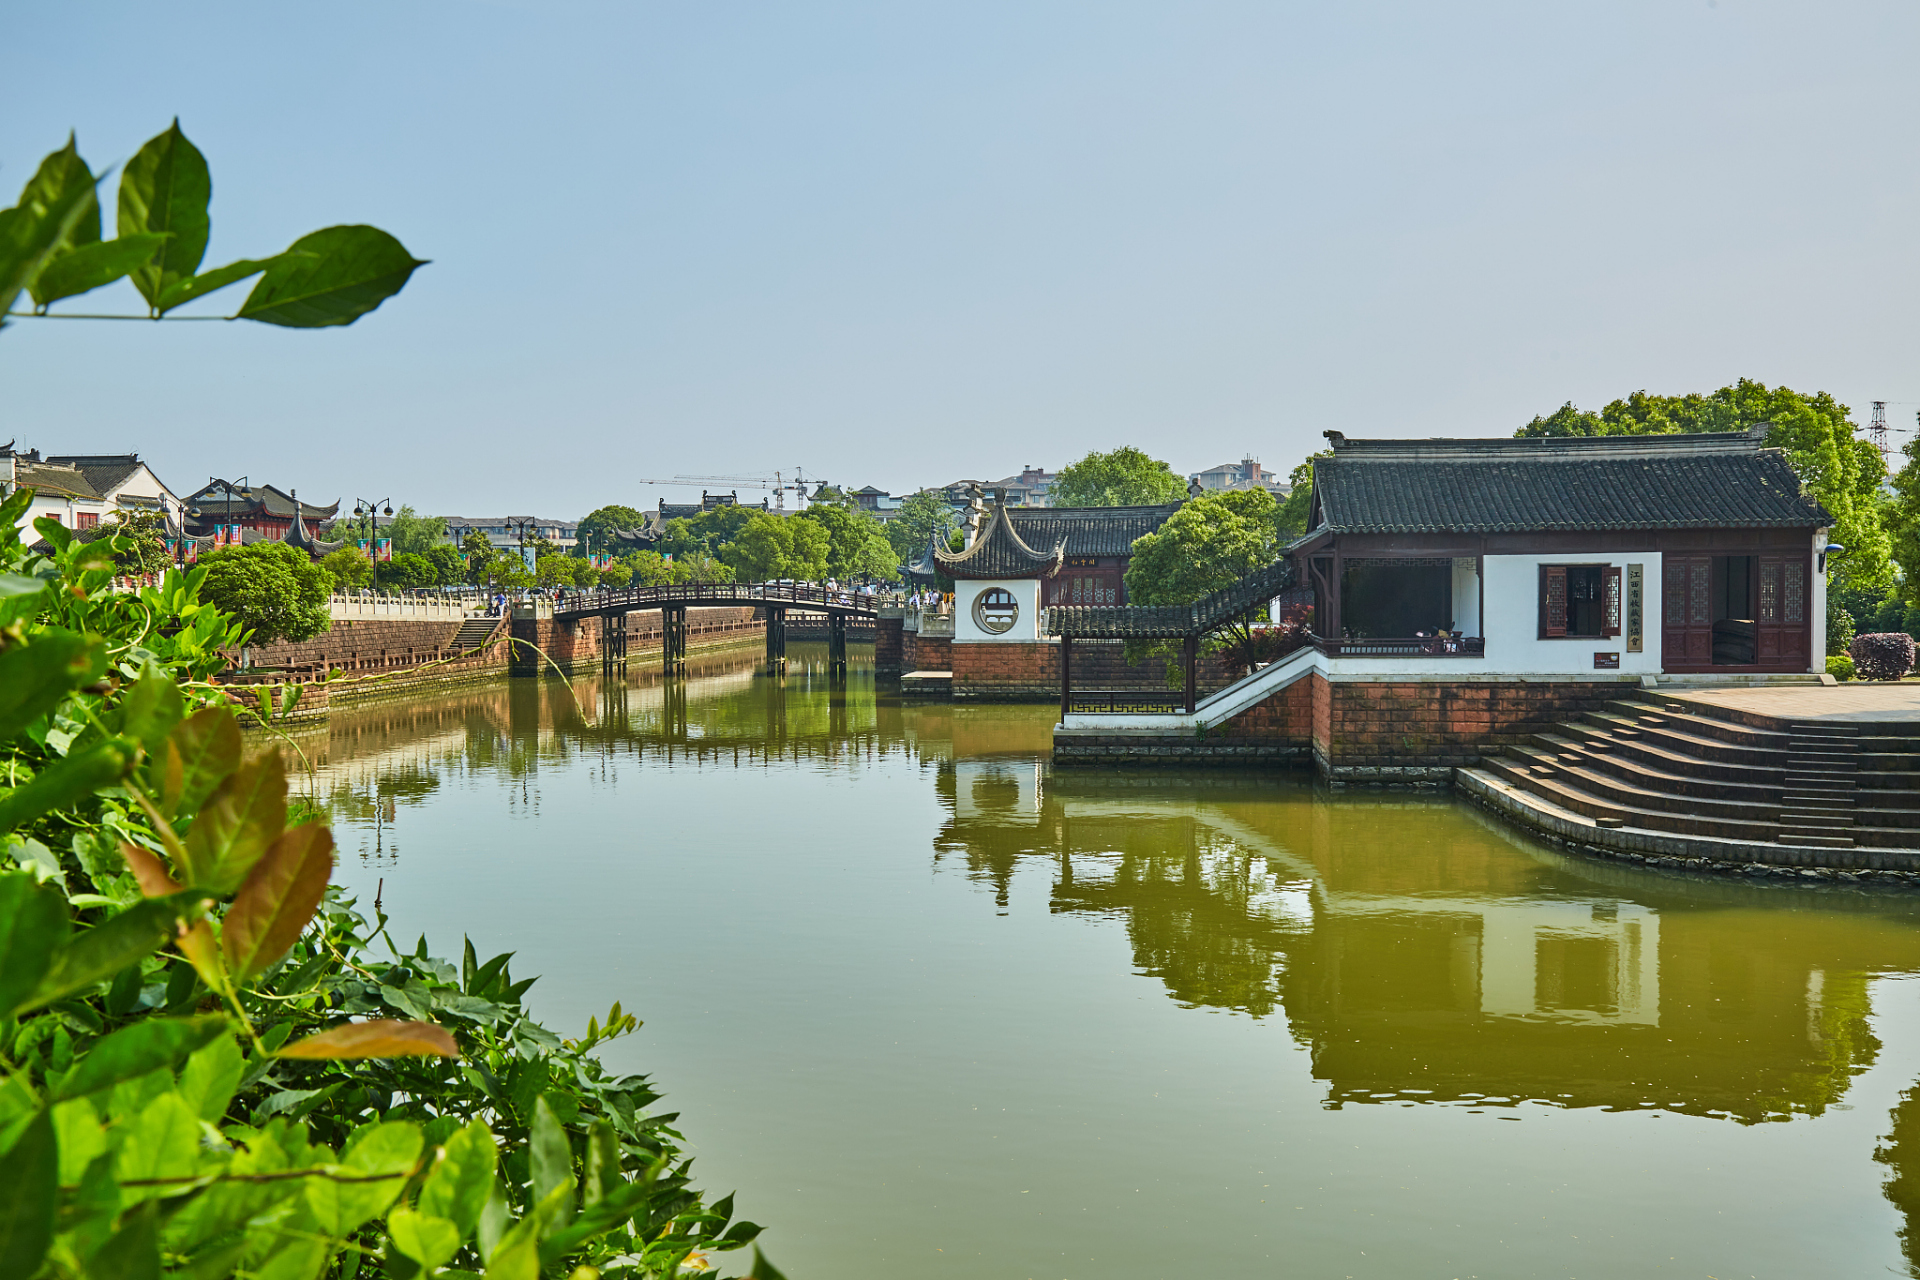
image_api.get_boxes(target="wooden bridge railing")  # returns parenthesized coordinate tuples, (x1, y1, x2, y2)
(556, 582, 914, 618)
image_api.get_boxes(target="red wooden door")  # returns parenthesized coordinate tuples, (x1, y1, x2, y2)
(1662, 556, 1712, 669)
(1755, 554, 1810, 668)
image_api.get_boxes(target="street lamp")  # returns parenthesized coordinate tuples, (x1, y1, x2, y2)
(353, 497, 394, 593)
(184, 476, 251, 563)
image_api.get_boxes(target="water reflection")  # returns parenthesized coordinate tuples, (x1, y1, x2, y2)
(301, 652, 1920, 1276)
(934, 765, 1920, 1124)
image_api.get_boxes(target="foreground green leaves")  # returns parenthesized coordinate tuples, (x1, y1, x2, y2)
(4, 121, 422, 323)
(0, 479, 783, 1277)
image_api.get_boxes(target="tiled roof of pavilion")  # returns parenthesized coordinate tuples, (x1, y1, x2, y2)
(1004, 504, 1182, 557)
(935, 500, 1065, 580)
(1311, 426, 1832, 533)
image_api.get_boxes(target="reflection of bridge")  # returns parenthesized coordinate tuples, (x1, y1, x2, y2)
(555, 582, 906, 672)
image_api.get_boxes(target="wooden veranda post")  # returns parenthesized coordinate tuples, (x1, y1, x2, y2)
(1183, 634, 1197, 714)
(1059, 634, 1072, 720)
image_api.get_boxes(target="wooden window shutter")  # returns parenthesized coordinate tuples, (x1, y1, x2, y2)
(1542, 565, 1568, 637)
(1603, 567, 1622, 637)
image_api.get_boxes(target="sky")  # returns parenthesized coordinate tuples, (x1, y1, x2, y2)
(3, 1, 1916, 519)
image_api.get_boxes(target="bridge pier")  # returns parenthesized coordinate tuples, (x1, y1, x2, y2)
(601, 612, 628, 669)
(827, 613, 847, 671)
(765, 607, 786, 671)
(662, 605, 687, 673)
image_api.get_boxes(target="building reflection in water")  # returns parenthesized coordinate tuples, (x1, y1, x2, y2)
(301, 659, 1920, 1271)
(935, 761, 1920, 1130)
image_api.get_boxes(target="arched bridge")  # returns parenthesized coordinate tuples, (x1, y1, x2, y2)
(555, 582, 910, 671)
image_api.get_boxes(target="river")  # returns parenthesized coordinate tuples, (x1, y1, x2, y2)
(306, 644, 1920, 1279)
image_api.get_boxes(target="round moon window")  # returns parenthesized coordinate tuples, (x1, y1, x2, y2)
(972, 587, 1020, 635)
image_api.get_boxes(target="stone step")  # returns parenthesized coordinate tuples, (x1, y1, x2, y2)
(1778, 832, 1856, 848)
(1784, 774, 1857, 788)
(1790, 723, 1861, 736)
(1787, 757, 1857, 771)
(1777, 811, 1855, 828)
(1782, 793, 1856, 809)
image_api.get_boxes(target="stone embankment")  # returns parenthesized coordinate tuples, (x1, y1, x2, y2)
(226, 605, 764, 726)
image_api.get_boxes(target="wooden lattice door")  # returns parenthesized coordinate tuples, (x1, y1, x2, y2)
(1755, 554, 1810, 667)
(1662, 555, 1712, 669)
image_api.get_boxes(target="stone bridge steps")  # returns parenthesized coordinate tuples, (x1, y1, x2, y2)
(449, 616, 501, 651)
(1482, 690, 1920, 852)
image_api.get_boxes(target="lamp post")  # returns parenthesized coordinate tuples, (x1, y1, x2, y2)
(353, 497, 394, 593)
(184, 476, 251, 566)
(505, 518, 539, 597)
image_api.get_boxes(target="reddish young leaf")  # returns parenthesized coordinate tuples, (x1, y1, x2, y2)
(160, 707, 241, 821)
(276, 1020, 459, 1060)
(181, 752, 287, 892)
(176, 920, 223, 993)
(220, 823, 334, 980)
(118, 842, 181, 898)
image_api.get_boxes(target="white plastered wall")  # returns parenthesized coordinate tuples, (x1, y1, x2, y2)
(954, 578, 1045, 643)
(1811, 528, 1829, 670)
(1319, 551, 1666, 678)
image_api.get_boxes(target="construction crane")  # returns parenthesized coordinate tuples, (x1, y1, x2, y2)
(630, 470, 814, 512)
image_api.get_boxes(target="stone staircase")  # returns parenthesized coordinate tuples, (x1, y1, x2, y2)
(449, 615, 502, 653)
(1478, 691, 1920, 853)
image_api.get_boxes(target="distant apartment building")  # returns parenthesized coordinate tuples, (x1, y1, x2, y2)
(436, 516, 580, 567)
(1189, 455, 1286, 495)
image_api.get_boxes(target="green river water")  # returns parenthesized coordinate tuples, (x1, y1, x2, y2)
(308, 644, 1920, 1280)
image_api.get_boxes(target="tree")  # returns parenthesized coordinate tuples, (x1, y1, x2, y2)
(1053, 446, 1188, 507)
(98, 507, 172, 575)
(1125, 489, 1283, 674)
(1275, 454, 1326, 537)
(199, 540, 333, 645)
(1887, 432, 1919, 606)
(1517, 380, 1893, 593)
(382, 505, 447, 558)
(723, 512, 828, 581)
(424, 542, 466, 585)
(579, 504, 648, 555)
(600, 558, 635, 588)
(659, 505, 758, 558)
(384, 551, 437, 590)
(317, 545, 373, 592)
(887, 490, 960, 561)
(798, 499, 898, 580)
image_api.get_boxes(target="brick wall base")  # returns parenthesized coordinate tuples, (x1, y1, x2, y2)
(875, 618, 904, 672)
(1056, 670, 1639, 785)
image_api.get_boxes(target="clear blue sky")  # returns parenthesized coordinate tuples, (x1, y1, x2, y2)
(4, 1, 1915, 518)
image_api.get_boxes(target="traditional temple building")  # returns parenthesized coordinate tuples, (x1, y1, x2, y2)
(921, 487, 1183, 696)
(182, 481, 340, 541)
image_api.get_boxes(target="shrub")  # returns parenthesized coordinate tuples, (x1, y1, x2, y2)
(1827, 654, 1856, 682)
(1827, 604, 1856, 656)
(0, 486, 781, 1278)
(1850, 632, 1917, 681)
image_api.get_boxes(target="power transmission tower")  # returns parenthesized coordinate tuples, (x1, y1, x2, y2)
(1869, 401, 1890, 461)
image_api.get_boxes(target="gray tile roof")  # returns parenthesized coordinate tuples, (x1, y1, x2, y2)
(1006, 504, 1182, 557)
(936, 503, 1065, 580)
(1312, 429, 1832, 533)
(47, 455, 146, 496)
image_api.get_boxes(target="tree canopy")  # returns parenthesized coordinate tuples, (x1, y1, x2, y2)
(1124, 488, 1283, 671)
(199, 540, 332, 645)
(578, 504, 648, 555)
(887, 490, 961, 561)
(1518, 380, 1892, 592)
(797, 500, 898, 580)
(1274, 455, 1324, 537)
(1053, 447, 1188, 507)
(723, 513, 828, 581)
(658, 505, 758, 558)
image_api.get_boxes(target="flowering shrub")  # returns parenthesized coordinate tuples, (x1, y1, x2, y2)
(1850, 632, 1917, 681)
